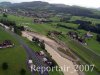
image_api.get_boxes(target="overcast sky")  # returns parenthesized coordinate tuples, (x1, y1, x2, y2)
(0, 0, 100, 8)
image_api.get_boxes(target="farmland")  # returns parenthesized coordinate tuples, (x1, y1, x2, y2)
(0, 14, 64, 75)
(0, 1, 100, 75)
(0, 13, 100, 75)
(0, 27, 31, 75)
(57, 34, 100, 75)
(2, 14, 100, 54)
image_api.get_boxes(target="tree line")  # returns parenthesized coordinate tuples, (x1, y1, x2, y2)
(0, 17, 25, 35)
(59, 17, 100, 43)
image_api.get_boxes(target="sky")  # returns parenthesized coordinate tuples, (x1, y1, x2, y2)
(0, 0, 100, 8)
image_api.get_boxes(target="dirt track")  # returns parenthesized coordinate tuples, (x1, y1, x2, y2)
(22, 31, 79, 75)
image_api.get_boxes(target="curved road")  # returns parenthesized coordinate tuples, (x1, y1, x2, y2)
(2, 27, 49, 75)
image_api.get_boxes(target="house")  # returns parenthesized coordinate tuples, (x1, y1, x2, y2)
(0, 40, 14, 48)
(34, 18, 43, 24)
(67, 31, 87, 45)
(67, 31, 78, 39)
(85, 31, 93, 38)
(3, 9, 8, 12)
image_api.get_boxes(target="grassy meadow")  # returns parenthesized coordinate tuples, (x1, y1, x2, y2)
(0, 14, 100, 75)
(0, 27, 31, 75)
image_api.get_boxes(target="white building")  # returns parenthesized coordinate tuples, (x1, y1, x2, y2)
(40, 51, 45, 56)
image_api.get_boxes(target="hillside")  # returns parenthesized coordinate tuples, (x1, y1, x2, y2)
(0, 1, 100, 19)
(0, 1, 100, 75)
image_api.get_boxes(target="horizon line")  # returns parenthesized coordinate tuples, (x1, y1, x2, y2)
(0, 0, 99, 9)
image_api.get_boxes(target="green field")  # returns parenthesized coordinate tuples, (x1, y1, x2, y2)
(2, 14, 99, 55)
(0, 27, 31, 75)
(57, 34, 100, 75)
(71, 16, 100, 24)
(0, 14, 100, 75)
(0, 14, 64, 75)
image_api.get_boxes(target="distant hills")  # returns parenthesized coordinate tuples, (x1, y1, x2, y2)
(97, 8, 100, 11)
(0, 1, 70, 9)
(0, 1, 100, 19)
(0, 1, 68, 8)
(0, 2, 12, 7)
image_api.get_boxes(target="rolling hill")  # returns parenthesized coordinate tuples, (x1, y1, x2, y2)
(0, 1, 100, 19)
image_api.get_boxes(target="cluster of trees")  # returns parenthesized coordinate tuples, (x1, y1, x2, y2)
(1, 62, 26, 75)
(39, 41, 45, 49)
(96, 34, 100, 43)
(32, 37, 45, 49)
(57, 23, 77, 30)
(3, 13, 8, 18)
(47, 30, 62, 36)
(2, 62, 8, 70)
(60, 17, 71, 23)
(71, 20, 100, 42)
(0, 18, 16, 26)
(73, 20, 91, 25)
(20, 69, 26, 75)
(67, 31, 86, 44)
(72, 20, 100, 34)
(0, 17, 25, 35)
(14, 26, 22, 35)
(14, 26, 25, 35)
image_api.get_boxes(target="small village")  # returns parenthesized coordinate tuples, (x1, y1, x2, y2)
(67, 31, 93, 45)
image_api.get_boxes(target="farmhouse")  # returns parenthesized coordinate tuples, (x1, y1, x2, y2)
(67, 31, 87, 45)
(85, 31, 93, 38)
(34, 18, 52, 24)
(3, 9, 8, 13)
(67, 31, 78, 39)
(0, 40, 14, 48)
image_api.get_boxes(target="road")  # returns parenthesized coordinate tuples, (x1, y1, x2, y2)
(2, 27, 49, 75)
